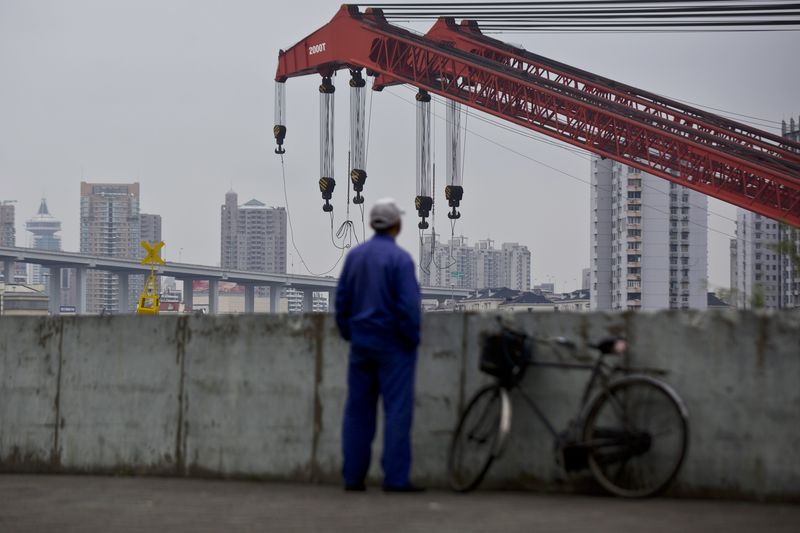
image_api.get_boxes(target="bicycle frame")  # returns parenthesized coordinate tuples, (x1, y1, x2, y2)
(506, 351, 619, 441)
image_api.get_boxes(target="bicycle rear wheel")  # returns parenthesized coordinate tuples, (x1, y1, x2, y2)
(582, 376, 688, 498)
(447, 384, 511, 492)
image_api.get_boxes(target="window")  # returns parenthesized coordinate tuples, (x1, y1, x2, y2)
(628, 229, 641, 237)
(628, 191, 641, 199)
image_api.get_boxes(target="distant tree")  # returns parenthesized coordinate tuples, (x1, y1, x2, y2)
(715, 287, 737, 305)
(768, 224, 800, 278)
(750, 284, 765, 309)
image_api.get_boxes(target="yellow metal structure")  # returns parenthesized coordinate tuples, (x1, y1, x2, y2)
(136, 240, 165, 315)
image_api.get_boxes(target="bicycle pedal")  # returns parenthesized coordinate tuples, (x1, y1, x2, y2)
(557, 443, 589, 472)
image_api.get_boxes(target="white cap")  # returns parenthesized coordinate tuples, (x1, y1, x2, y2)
(370, 197, 405, 230)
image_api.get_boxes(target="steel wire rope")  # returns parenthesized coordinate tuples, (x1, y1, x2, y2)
(279, 154, 345, 277)
(484, 27, 800, 32)
(366, 1, 800, 11)
(376, 1, 800, 32)
(386, 10, 800, 23)
(367, 1, 799, 6)
(378, 4, 800, 17)
(360, 80, 377, 242)
(419, 97, 437, 275)
(421, 97, 460, 275)
(384, 88, 785, 251)
(475, 20, 800, 29)
(378, 6, 800, 20)
(329, 152, 360, 251)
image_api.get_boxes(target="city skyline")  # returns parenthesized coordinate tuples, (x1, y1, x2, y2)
(1, 1, 798, 293)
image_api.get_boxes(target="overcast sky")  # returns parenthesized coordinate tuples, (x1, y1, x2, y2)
(1, 0, 798, 292)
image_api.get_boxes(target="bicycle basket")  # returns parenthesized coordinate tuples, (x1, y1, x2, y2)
(479, 329, 533, 383)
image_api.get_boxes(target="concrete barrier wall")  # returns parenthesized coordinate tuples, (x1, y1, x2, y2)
(0, 311, 798, 500)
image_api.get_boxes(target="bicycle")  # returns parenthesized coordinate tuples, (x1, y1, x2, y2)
(447, 321, 689, 498)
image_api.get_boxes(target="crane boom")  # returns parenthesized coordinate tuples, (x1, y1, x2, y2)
(275, 5, 800, 226)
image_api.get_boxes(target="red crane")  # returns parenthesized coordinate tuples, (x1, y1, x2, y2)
(275, 5, 800, 227)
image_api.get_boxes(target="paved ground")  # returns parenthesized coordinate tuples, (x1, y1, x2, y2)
(1, 475, 798, 532)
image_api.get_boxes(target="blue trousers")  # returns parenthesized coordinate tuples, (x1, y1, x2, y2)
(342, 346, 417, 488)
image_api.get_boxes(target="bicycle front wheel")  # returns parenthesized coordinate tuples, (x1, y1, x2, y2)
(583, 376, 689, 498)
(447, 384, 511, 492)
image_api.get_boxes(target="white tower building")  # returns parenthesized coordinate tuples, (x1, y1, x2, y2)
(590, 158, 708, 310)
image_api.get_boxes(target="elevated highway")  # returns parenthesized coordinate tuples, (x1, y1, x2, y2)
(0, 246, 471, 314)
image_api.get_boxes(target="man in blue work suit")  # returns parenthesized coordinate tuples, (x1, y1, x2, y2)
(335, 198, 423, 493)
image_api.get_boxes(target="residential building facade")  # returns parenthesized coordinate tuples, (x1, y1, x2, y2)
(140, 213, 162, 246)
(0, 200, 26, 283)
(731, 116, 800, 309)
(420, 235, 531, 291)
(732, 210, 799, 309)
(590, 157, 708, 310)
(80, 182, 142, 314)
(220, 190, 287, 274)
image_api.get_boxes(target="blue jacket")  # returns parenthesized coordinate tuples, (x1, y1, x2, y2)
(335, 234, 421, 352)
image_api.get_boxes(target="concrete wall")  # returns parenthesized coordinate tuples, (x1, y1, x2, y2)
(0, 311, 798, 501)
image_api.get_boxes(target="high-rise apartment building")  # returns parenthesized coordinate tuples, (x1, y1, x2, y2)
(730, 116, 800, 309)
(500, 242, 532, 292)
(420, 235, 531, 291)
(581, 267, 591, 290)
(220, 190, 287, 273)
(419, 234, 476, 289)
(140, 213, 162, 246)
(0, 200, 26, 283)
(80, 182, 141, 314)
(590, 158, 708, 310)
(0, 201, 14, 249)
(731, 211, 784, 309)
(475, 239, 503, 289)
